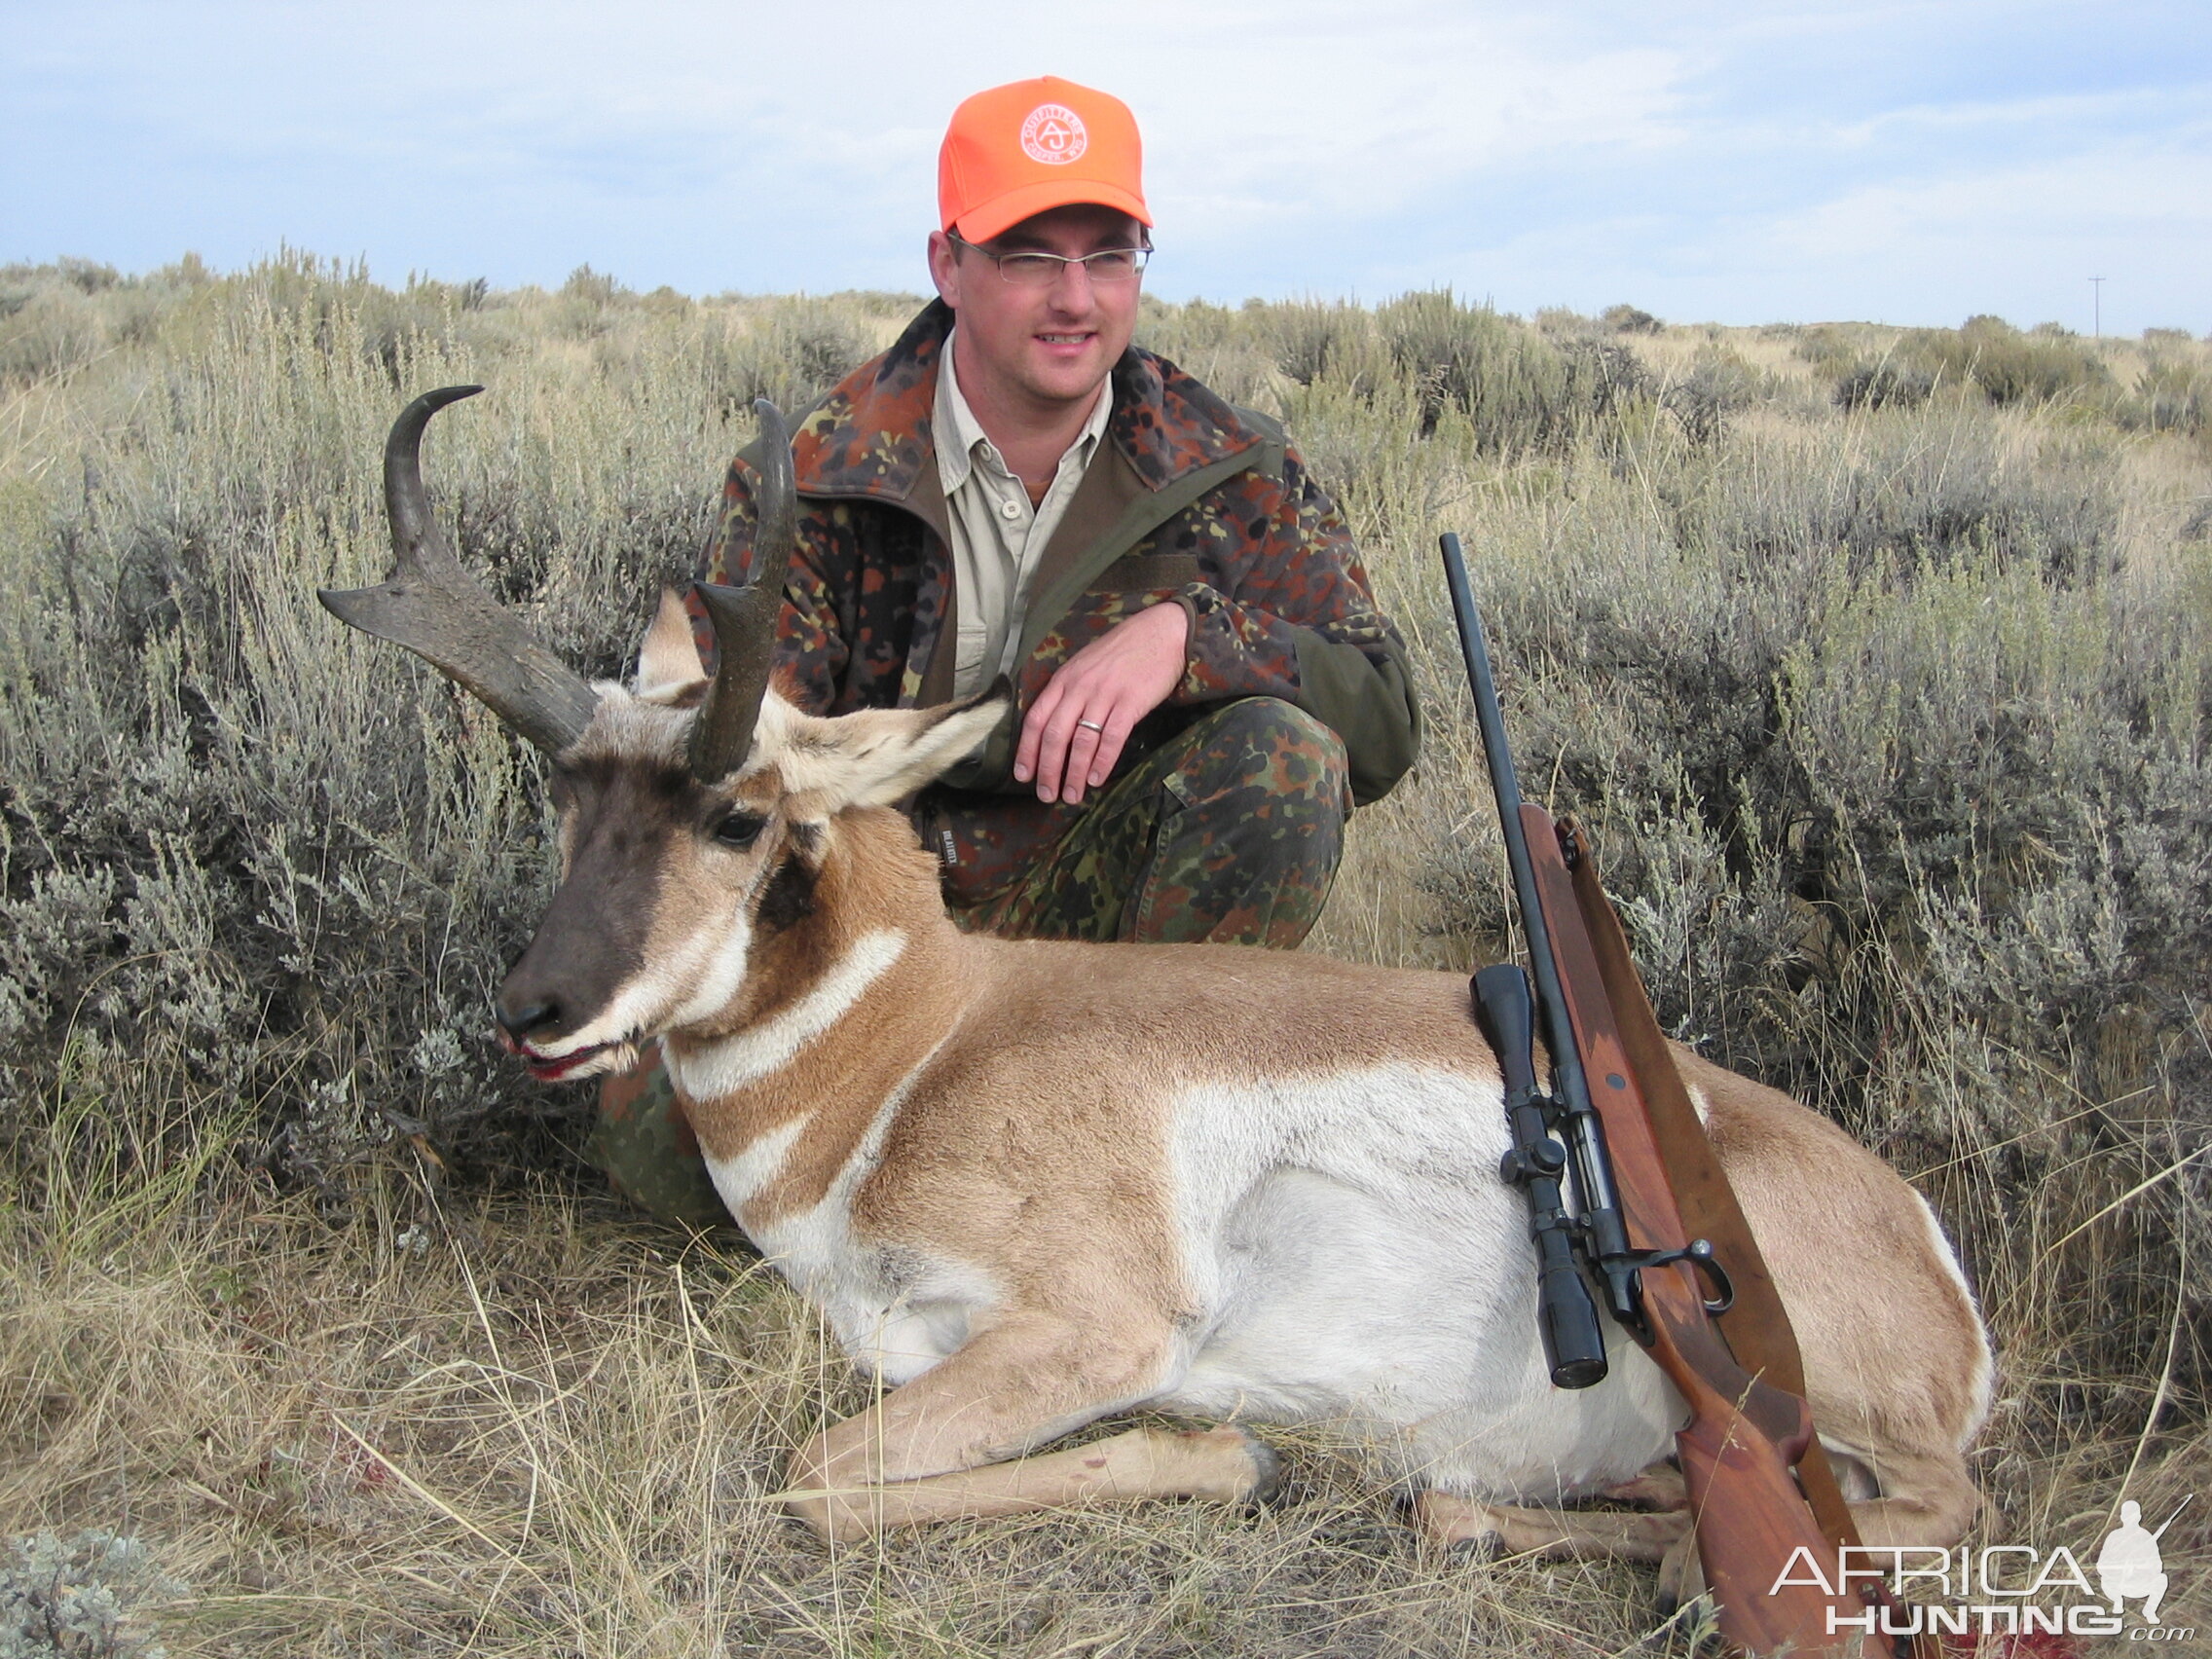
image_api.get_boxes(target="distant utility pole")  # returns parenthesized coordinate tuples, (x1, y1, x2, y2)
(2090, 276, 2105, 339)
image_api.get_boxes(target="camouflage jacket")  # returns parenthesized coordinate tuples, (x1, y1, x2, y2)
(697, 300, 1420, 905)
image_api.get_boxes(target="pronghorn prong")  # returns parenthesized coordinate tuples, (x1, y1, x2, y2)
(318, 386, 598, 754)
(689, 399, 796, 783)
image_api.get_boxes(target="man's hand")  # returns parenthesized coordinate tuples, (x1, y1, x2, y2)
(1014, 602, 1191, 805)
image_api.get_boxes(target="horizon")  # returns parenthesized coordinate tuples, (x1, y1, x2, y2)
(13, 250, 2196, 344)
(5, 1, 2208, 336)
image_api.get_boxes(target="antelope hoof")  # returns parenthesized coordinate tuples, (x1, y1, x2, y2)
(1232, 1427, 1285, 1508)
(1174, 1424, 1284, 1507)
(1655, 1529, 1707, 1618)
(1602, 1463, 1688, 1511)
(1409, 1491, 1505, 1556)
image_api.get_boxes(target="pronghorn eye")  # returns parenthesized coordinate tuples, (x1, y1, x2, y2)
(713, 811, 768, 850)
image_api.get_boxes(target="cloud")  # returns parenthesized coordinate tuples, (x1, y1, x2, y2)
(3, 0, 2207, 329)
(1125, 11, 1688, 221)
(1748, 130, 2212, 325)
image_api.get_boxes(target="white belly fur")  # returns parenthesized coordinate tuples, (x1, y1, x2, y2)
(1160, 1064, 1681, 1500)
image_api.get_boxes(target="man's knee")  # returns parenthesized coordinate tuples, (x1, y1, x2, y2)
(1168, 697, 1350, 824)
(1130, 698, 1350, 947)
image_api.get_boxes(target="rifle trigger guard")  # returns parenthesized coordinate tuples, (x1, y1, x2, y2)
(1627, 1237, 1736, 1315)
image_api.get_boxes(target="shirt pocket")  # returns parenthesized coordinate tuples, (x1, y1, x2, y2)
(956, 622, 991, 685)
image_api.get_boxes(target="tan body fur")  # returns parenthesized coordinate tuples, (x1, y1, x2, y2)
(497, 594, 1992, 1592)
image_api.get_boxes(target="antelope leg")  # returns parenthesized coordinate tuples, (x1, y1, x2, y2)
(782, 1316, 1275, 1541)
(1412, 1491, 1692, 1563)
(789, 1423, 1274, 1541)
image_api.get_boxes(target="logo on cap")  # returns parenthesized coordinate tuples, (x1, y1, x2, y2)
(1019, 104, 1088, 166)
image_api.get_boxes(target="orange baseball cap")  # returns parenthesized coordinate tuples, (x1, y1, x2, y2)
(938, 77, 1151, 245)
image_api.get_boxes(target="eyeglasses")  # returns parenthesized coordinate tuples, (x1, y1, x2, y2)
(948, 235, 1152, 287)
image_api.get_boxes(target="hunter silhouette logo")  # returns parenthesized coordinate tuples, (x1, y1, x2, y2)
(1020, 104, 1087, 166)
(2098, 1497, 2188, 1626)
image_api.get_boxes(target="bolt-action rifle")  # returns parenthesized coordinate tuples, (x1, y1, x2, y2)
(1440, 533, 1924, 1659)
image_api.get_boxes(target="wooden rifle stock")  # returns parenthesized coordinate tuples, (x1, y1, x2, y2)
(1522, 806, 1899, 1655)
(1552, 817, 1873, 1564)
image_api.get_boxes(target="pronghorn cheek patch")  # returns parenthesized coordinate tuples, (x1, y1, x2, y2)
(756, 854, 819, 935)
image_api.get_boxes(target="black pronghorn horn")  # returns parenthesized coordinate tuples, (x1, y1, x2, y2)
(319, 386, 598, 754)
(688, 399, 796, 783)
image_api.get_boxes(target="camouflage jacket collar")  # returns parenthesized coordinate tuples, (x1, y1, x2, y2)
(790, 299, 1267, 505)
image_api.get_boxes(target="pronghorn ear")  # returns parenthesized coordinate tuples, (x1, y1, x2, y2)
(778, 688, 1012, 814)
(635, 588, 708, 702)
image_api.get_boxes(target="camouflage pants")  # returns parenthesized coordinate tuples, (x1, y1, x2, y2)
(587, 697, 1349, 1230)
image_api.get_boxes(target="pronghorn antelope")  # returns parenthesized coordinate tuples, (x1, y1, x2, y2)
(324, 388, 1992, 1595)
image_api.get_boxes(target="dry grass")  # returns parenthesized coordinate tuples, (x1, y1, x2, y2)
(0, 1146, 1688, 1658)
(2, 256, 2207, 1653)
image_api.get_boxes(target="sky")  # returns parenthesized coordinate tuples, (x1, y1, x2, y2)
(4, 0, 2207, 333)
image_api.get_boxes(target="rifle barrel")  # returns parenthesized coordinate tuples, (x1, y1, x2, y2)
(1439, 539, 1590, 1115)
(1439, 535, 1633, 1328)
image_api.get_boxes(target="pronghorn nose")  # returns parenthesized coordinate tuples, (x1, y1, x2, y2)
(496, 999, 563, 1043)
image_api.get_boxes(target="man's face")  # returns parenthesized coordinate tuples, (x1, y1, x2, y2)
(928, 203, 1145, 421)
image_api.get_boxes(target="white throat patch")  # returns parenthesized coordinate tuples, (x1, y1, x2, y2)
(667, 928, 907, 1101)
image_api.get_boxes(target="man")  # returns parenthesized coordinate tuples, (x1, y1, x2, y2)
(593, 77, 1420, 1227)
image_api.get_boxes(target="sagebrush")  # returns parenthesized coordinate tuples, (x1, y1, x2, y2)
(1, 254, 2205, 1654)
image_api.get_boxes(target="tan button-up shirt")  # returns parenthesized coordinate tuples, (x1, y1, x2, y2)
(935, 330, 1113, 697)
